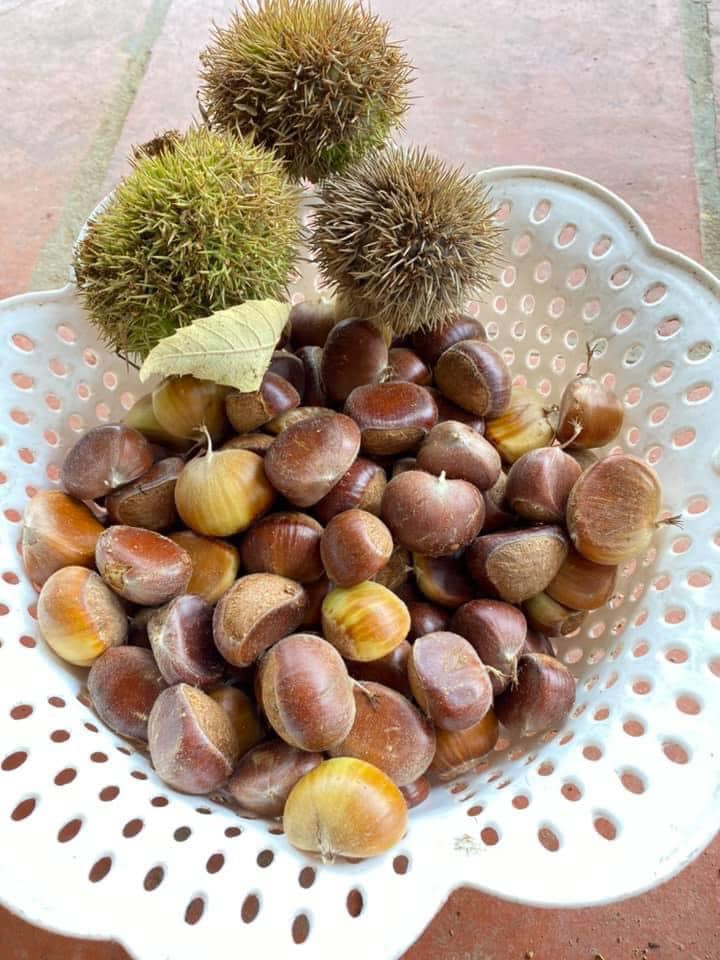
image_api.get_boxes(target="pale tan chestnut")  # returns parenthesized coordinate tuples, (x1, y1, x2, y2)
(22, 490, 104, 589)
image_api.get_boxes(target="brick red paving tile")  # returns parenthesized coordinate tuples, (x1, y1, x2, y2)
(0, 0, 156, 298)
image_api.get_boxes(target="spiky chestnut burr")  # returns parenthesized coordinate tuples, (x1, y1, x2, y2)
(198, 0, 413, 182)
(311, 147, 503, 336)
(73, 127, 300, 358)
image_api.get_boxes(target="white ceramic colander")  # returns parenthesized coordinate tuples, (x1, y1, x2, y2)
(1, 167, 719, 960)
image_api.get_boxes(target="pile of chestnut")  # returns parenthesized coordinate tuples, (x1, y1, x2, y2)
(23, 306, 666, 861)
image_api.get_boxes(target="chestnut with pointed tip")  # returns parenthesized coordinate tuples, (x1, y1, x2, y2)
(344, 381, 438, 456)
(22, 490, 104, 589)
(493, 653, 576, 736)
(411, 315, 487, 366)
(322, 581, 410, 661)
(431, 710, 499, 780)
(484, 387, 554, 463)
(417, 420, 501, 491)
(320, 509, 393, 587)
(264, 413, 361, 507)
(546, 546, 618, 610)
(225, 371, 300, 434)
(467, 526, 569, 603)
(259, 633, 355, 752)
(451, 599, 528, 694)
(88, 646, 167, 741)
(313, 457, 387, 524)
(241, 512, 324, 583)
(61, 423, 153, 501)
(566, 454, 663, 565)
(435, 340, 511, 417)
(523, 592, 587, 638)
(226, 739, 323, 818)
(408, 631, 493, 732)
(168, 530, 240, 605)
(557, 375, 624, 449)
(381, 470, 485, 557)
(105, 456, 183, 530)
(175, 446, 275, 537)
(505, 447, 582, 524)
(213, 573, 307, 667)
(95, 525, 192, 605)
(148, 594, 224, 688)
(413, 553, 475, 608)
(321, 318, 389, 404)
(148, 684, 240, 794)
(329, 681, 436, 786)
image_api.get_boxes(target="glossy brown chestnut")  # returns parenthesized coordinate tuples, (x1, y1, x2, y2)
(451, 599, 528, 694)
(523, 592, 587, 637)
(241, 512, 324, 583)
(329, 682, 436, 786)
(425, 388, 486, 434)
(148, 684, 240, 794)
(220, 432, 275, 455)
(321, 318, 388, 405)
(505, 447, 582, 524)
(88, 646, 166, 741)
(556, 375, 624, 449)
(392, 457, 417, 477)
(346, 641, 412, 698)
(105, 456, 183, 531)
(61, 423, 153, 501)
(208, 687, 265, 757)
(212, 573, 307, 667)
(372, 544, 412, 592)
(386, 348, 431, 385)
(411, 315, 487, 366)
(148, 594, 224, 688)
(168, 530, 240, 605)
(344, 381, 438, 456)
(22, 490, 104, 589)
(301, 575, 331, 628)
(320, 509, 393, 587)
(268, 350, 306, 397)
(381, 470, 485, 557)
(523, 628, 557, 658)
(225, 371, 300, 434)
(435, 340, 512, 417)
(484, 387, 554, 463)
(226, 739, 323, 817)
(265, 405, 334, 434)
(259, 633, 355, 751)
(408, 631, 493, 732)
(313, 458, 387, 524)
(295, 346, 327, 406)
(412, 553, 475, 608)
(417, 420, 501, 491)
(546, 546, 618, 610)
(288, 299, 336, 348)
(466, 525, 569, 603)
(431, 710, 499, 780)
(264, 412, 361, 507)
(493, 653, 576, 736)
(407, 601, 450, 641)
(95, 525, 192, 605)
(400, 776, 431, 809)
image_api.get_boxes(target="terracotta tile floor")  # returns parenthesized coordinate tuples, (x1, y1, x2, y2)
(1, 0, 719, 957)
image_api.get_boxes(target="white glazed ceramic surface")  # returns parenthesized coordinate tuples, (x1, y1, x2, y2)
(1, 167, 719, 960)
